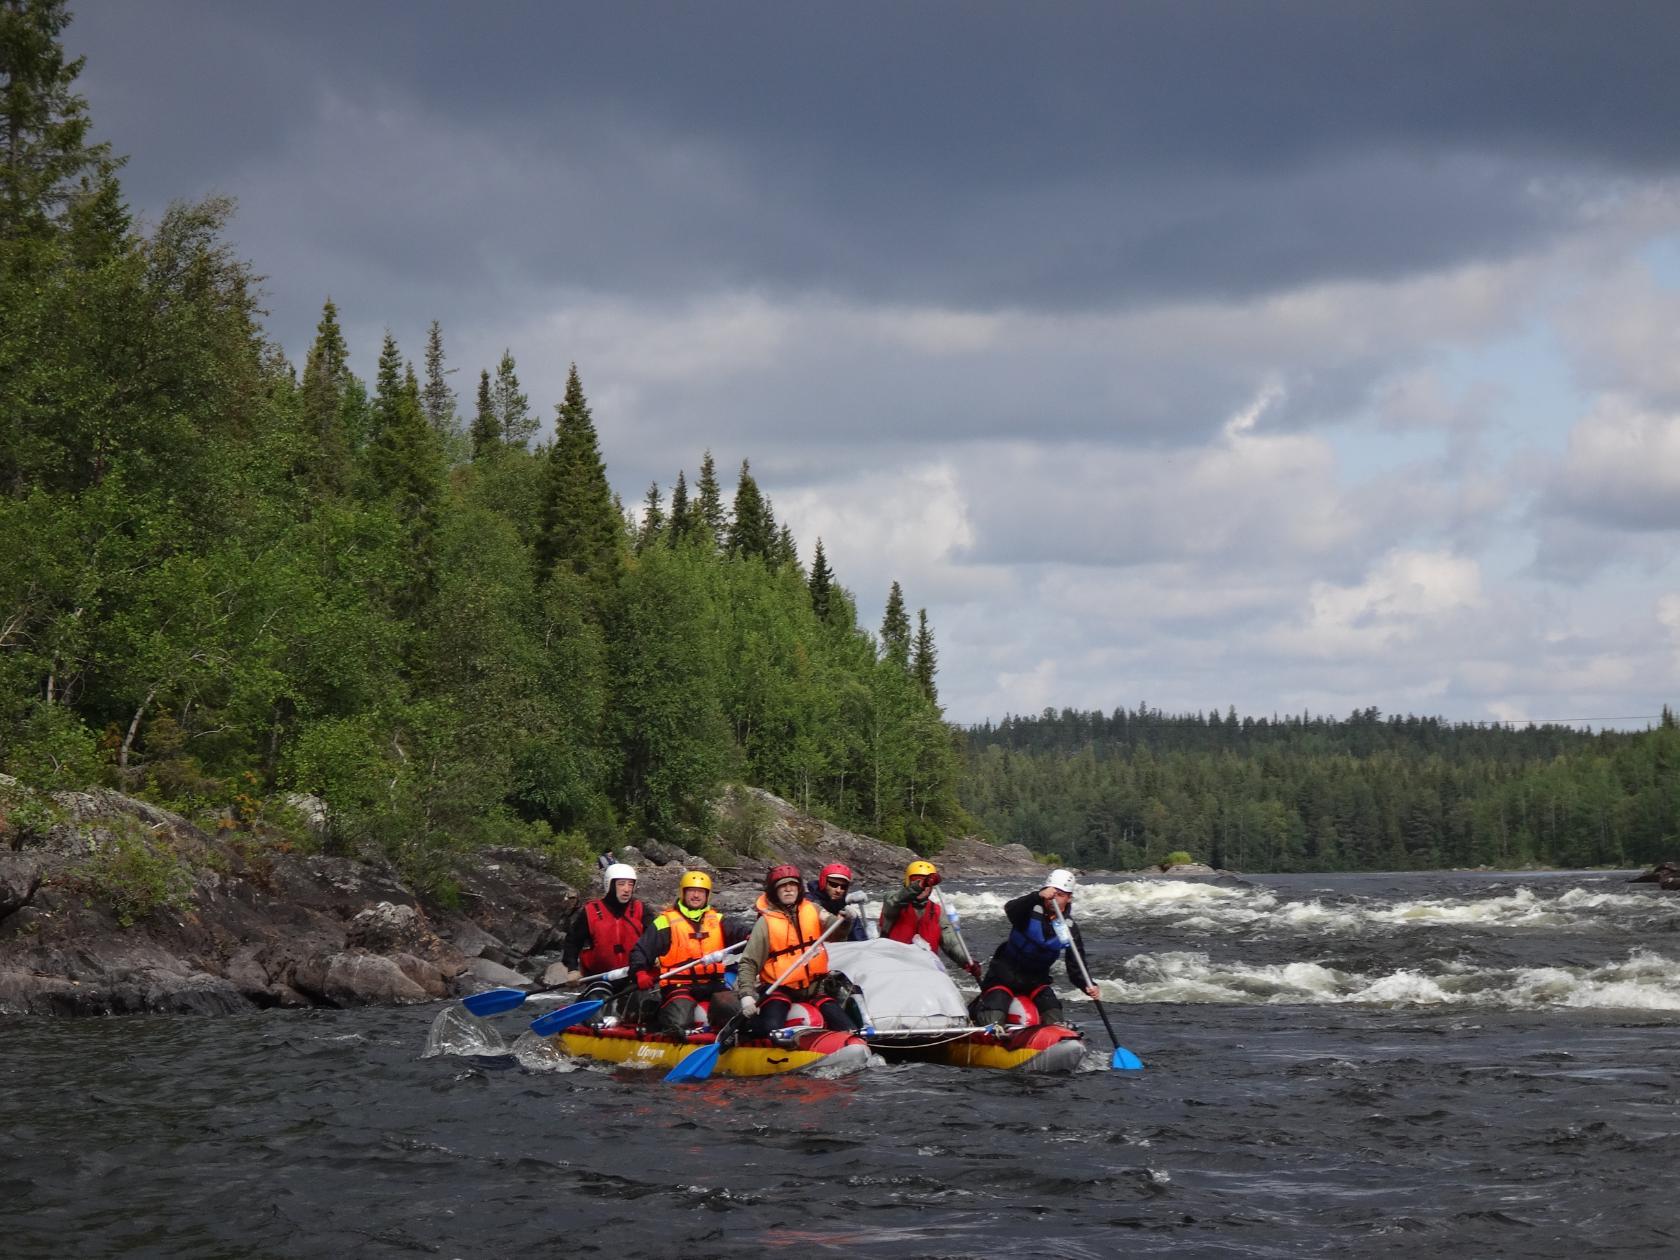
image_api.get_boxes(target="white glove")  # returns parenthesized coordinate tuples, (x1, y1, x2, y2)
(739, 995, 759, 1018)
(845, 888, 869, 905)
(842, 905, 859, 921)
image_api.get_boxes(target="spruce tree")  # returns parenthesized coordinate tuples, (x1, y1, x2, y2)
(773, 522, 799, 570)
(912, 608, 938, 703)
(808, 537, 834, 619)
(696, 449, 724, 544)
(667, 469, 691, 543)
(637, 481, 664, 552)
(0, 0, 122, 241)
(469, 368, 498, 460)
(364, 330, 444, 520)
(727, 459, 773, 560)
(538, 363, 621, 602)
(881, 581, 911, 670)
(420, 319, 457, 443)
(492, 350, 535, 449)
(297, 298, 353, 497)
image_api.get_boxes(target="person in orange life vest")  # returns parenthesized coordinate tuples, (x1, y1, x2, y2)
(806, 862, 869, 941)
(735, 864, 860, 1035)
(878, 859, 982, 980)
(626, 870, 749, 1035)
(972, 868, 1100, 1028)
(559, 861, 645, 1018)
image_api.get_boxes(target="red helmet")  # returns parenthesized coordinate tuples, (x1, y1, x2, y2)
(765, 863, 802, 895)
(818, 862, 853, 887)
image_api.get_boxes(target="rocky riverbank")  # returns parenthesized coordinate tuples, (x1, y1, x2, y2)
(0, 779, 1044, 1016)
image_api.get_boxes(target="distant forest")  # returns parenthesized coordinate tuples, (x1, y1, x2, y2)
(960, 706, 1680, 872)
(0, 2, 962, 891)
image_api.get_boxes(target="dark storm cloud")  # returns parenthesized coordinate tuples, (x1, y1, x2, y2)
(68, 0, 1680, 323)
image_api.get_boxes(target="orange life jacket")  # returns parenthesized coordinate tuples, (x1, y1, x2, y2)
(655, 905, 726, 990)
(580, 898, 645, 975)
(753, 893, 829, 991)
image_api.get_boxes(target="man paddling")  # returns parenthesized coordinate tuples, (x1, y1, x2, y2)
(736, 864, 861, 1035)
(971, 868, 1100, 1028)
(627, 870, 749, 1035)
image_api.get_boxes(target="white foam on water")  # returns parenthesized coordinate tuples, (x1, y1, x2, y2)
(421, 1006, 510, 1058)
(1087, 946, 1680, 1012)
(949, 879, 1680, 938)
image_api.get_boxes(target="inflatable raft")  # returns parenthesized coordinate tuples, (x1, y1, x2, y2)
(828, 939, 1089, 1074)
(550, 1022, 872, 1077)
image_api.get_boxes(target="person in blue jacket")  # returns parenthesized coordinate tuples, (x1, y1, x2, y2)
(972, 868, 1100, 1028)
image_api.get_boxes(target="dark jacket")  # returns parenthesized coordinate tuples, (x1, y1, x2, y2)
(806, 878, 870, 941)
(983, 892, 1095, 990)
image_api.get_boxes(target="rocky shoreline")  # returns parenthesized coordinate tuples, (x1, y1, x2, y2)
(0, 780, 1048, 1017)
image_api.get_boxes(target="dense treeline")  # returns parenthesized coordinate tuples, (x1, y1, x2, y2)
(961, 706, 1680, 871)
(0, 2, 962, 888)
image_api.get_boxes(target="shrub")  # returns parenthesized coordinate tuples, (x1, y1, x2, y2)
(716, 786, 774, 858)
(1162, 849, 1195, 868)
(75, 820, 196, 927)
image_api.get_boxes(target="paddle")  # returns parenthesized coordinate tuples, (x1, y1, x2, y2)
(665, 911, 852, 1083)
(461, 958, 637, 1017)
(1051, 900, 1144, 1071)
(935, 892, 980, 977)
(527, 943, 746, 1037)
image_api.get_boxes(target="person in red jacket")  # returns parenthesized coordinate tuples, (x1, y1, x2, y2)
(560, 861, 645, 1019)
(877, 859, 981, 979)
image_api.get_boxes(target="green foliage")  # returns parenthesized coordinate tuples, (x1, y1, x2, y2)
(0, 9, 967, 889)
(716, 784, 775, 857)
(74, 819, 195, 927)
(1162, 850, 1195, 867)
(962, 707, 1680, 872)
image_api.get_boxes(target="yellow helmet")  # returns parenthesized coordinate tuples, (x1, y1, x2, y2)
(905, 860, 939, 887)
(679, 870, 713, 892)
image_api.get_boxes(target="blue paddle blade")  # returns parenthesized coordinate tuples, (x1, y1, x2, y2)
(461, 987, 530, 1017)
(1110, 1046, 1144, 1071)
(664, 1040, 724, 1083)
(528, 999, 605, 1036)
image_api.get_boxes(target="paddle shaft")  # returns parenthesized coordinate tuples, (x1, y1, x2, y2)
(935, 891, 977, 966)
(1050, 900, 1125, 1051)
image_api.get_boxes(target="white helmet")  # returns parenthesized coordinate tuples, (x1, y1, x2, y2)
(1046, 868, 1076, 894)
(602, 862, 637, 892)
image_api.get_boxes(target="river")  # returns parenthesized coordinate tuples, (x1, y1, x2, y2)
(7, 869, 1679, 1258)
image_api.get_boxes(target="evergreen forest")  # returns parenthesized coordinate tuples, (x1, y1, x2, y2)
(962, 706, 1680, 872)
(0, 1, 963, 891)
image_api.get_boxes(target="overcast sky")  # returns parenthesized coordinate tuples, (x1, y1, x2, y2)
(66, 1, 1680, 729)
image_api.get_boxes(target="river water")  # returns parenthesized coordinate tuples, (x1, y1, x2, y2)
(7, 870, 1680, 1258)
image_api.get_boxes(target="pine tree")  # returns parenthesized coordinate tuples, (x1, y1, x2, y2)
(881, 581, 911, 670)
(912, 608, 938, 703)
(637, 481, 664, 552)
(696, 449, 724, 544)
(538, 363, 621, 601)
(807, 537, 834, 619)
(297, 298, 353, 496)
(420, 320, 457, 443)
(0, 0, 122, 241)
(492, 350, 535, 449)
(727, 459, 773, 560)
(469, 368, 498, 460)
(667, 469, 691, 543)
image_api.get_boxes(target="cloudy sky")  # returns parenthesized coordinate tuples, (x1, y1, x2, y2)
(67, 1, 1680, 729)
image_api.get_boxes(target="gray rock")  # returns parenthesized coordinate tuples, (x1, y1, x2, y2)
(321, 952, 431, 1006)
(466, 956, 532, 989)
(392, 951, 448, 998)
(0, 854, 43, 923)
(449, 920, 504, 959)
(346, 901, 426, 951)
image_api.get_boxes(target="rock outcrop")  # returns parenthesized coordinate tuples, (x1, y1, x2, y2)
(0, 780, 1042, 1016)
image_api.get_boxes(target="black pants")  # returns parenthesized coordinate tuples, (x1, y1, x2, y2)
(756, 988, 857, 1036)
(972, 972, 1062, 1026)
